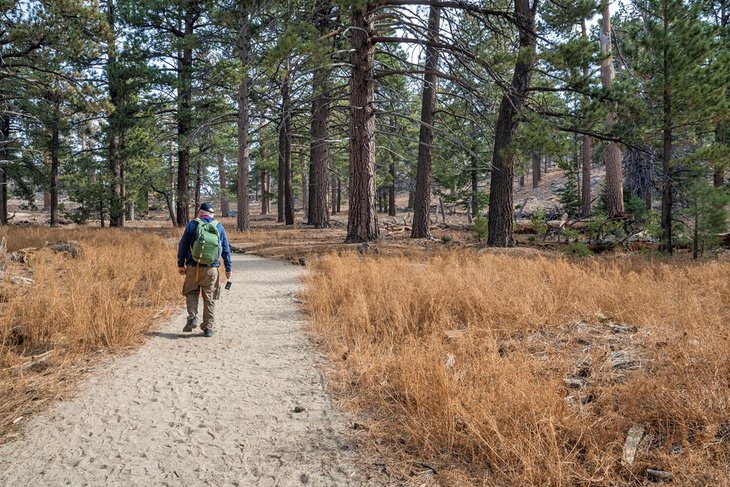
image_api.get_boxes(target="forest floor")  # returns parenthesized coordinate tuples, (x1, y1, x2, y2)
(0, 254, 396, 486)
(3, 165, 729, 485)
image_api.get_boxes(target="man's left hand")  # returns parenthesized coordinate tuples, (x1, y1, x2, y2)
(226, 271, 232, 280)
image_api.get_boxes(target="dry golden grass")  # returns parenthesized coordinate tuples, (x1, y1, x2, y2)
(304, 251, 730, 486)
(0, 226, 180, 441)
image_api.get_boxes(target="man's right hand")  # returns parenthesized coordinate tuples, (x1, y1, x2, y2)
(178, 267, 186, 276)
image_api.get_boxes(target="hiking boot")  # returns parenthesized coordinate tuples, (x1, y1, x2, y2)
(203, 327, 214, 337)
(183, 317, 198, 333)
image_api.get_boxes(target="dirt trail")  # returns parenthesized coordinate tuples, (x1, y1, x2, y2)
(0, 255, 380, 486)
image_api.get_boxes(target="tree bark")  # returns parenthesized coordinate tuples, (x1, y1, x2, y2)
(175, 10, 195, 227)
(331, 175, 337, 215)
(471, 147, 479, 218)
(194, 153, 201, 212)
(580, 19, 592, 217)
(278, 64, 294, 226)
(388, 161, 397, 216)
(107, 0, 124, 227)
(486, 0, 538, 247)
(218, 154, 229, 217)
(261, 169, 270, 215)
(0, 114, 9, 225)
(236, 0, 251, 231)
(531, 154, 541, 189)
(346, 4, 379, 242)
(581, 136, 592, 217)
(300, 150, 308, 216)
(660, 8, 673, 254)
(50, 101, 60, 227)
(411, 6, 441, 239)
(167, 137, 176, 225)
(308, 0, 333, 228)
(600, 0, 624, 218)
(337, 177, 341, 213)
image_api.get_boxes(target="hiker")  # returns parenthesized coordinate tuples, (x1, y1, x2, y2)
(177, 202, 232, 337)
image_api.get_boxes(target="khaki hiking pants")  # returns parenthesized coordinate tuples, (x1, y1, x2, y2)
(182, 265, 221, 330)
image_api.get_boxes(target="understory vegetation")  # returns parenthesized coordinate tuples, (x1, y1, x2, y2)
(304, 252, 730, 486)
(0, 227, 180, 441)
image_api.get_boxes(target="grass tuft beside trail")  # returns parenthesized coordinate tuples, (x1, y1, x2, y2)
(304, 252, 730, 486)
(0, 227, 180, 441)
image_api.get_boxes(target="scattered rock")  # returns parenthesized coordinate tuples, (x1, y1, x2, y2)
(413, 461, 438, 475)
(292, 405, 305, 413)
(606, 350, 641, 371)
(48, 240, 82, 258)
(646, 469, 673, 481)
(9, 249, 35, 263)
(12, 416, 23, 425)
(444, 329, 465, 340)
(623, 424, 645, 465)
(565, 356, 592, 389)
(444, 353, 455, 369)
(564, 377, 588, 389)
(11, 276, 34, 286)
(229, 245, 247, 254)
(352, 422, 368, 431)
(608, 323, 637, 334)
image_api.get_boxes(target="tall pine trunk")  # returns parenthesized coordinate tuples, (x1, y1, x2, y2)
(532, 154, 541, 189)
(278, 65, 294, 226)
(218, 154, 229, 217)
(194, 154, 201, 211)
(236, 0, 251, 231)
(175, 11, 195, 226)
(299, 151, 308, 216)
(0, 114, 9, 225)
(411, 5, 441, 238)
(580, 19, 592, 218)
(388, 161, 397, 217)
(471, 147, 480, 218)
(260, 169, 270, 215)
(346, 4, 378, 242)
(50, 101, 60, 227)
(660, 8, 673, 254)
(308, 0, 333, 228)
(107, 0, 124, 227)
(331, 175, 337, 215)
(487, 0, 538, 246)
(600, 0, 624, 218)
(167, 137, 177, 226)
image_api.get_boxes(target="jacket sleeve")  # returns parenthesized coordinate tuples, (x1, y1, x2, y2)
(177, 222, 195, 267)
(218, 224, 232, 272)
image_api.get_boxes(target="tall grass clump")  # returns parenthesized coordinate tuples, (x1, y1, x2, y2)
(304, 252, 730, 486)
(0, 227, 180, 440)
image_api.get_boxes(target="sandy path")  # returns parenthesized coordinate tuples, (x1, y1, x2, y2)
(0, 255, 379, 486)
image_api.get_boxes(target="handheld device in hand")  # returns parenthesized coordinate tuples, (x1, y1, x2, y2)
(225, 281, 232, 290)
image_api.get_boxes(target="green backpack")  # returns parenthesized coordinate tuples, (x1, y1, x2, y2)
(191, 219, 221, 265)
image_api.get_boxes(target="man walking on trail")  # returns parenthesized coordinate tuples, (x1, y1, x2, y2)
(177, 202, 232, 337)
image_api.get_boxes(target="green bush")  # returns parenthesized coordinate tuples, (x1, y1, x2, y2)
(473, 215, 488, 243)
